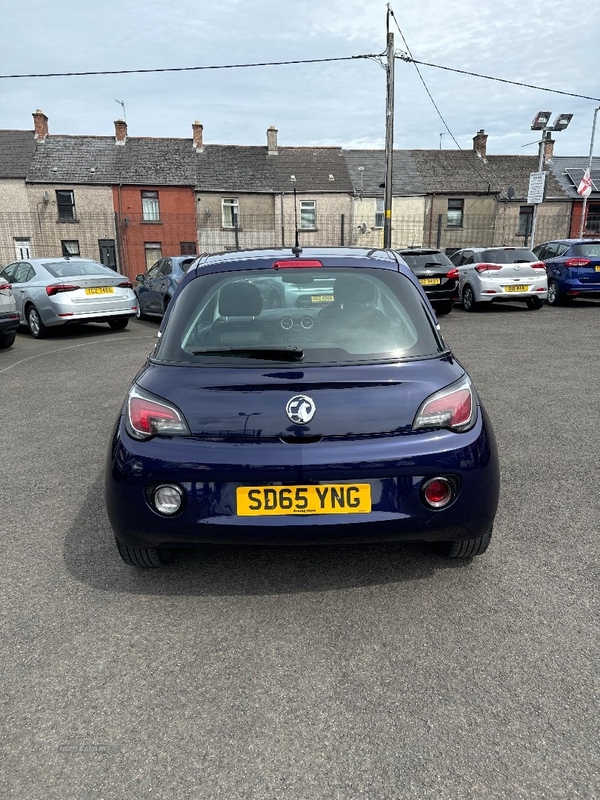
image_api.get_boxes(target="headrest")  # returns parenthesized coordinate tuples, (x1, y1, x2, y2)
(334, 276, 375, 306)
(218, 282, 262, 317)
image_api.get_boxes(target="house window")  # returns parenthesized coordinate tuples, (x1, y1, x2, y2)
(56, 190, 76, 220)
(585, 202, 600, 233)
(447, 198, 464, 228)
(61, 240, 80, 256)
(300, 200, 316, 229)
(14, 237, 32, 259)
(144, 242, 162, 269)
(518, 206, 534, 236)
(180, 241, 197, 255)
(222, 198, 239, 228)
(375, 198, 384, 228)
(141, 191, 160, 222)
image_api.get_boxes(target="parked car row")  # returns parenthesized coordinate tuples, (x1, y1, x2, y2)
(1, 239, 598, 351)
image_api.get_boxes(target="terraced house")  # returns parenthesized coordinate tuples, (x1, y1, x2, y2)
(0, 112, 582, 276)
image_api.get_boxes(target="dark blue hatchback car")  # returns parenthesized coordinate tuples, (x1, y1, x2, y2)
(532, 238, 600, 305)
(135, 255, 197, 319)
(106, 247, 499, 567)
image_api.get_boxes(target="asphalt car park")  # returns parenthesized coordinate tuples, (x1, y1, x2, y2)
(1, 301, 598, 799)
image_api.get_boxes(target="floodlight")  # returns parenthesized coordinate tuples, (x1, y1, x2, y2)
(552, 113, 573, 131)
(531, 111, 552, 130)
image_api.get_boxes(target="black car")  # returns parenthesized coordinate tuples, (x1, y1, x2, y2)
(396, 249, 458, 315)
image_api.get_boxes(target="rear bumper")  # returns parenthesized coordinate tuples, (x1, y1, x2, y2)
(105, 410, 500, 549)
(44, 308, 136, 326)
(0, 311, 20, 335)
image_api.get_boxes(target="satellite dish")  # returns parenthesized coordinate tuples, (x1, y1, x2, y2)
(507, 187, 515, 199)
(42, 191, 50, 203)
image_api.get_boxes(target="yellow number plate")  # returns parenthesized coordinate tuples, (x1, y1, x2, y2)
(419, 278, 441, 286)
(311, 295, 334, 303)
(504, 285, 529, 292)
(85, 287, 114, 295)
(236, 484, 371, 516)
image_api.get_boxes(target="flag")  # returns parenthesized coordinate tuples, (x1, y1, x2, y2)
(577, 168, 593, 198)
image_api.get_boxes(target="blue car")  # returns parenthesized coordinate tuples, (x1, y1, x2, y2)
(135, 255, 197, 319)
(106, 247, 499, 567)
(532, 238, 600, 305)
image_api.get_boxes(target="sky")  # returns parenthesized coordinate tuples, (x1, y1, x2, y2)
(1, 0, 599, 158)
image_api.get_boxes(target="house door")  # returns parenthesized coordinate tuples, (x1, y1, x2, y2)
(98, 239, 117, 270)
(14, 238, 32, 260)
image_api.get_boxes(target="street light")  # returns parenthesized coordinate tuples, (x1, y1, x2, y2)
(528, 110, 573, 249)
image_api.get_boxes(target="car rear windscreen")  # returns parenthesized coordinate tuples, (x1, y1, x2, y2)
(481, 249, 536, 264)
(43, 260, 117, 278)
(154, 267, 444, 366)
(401, 252, 453, 268)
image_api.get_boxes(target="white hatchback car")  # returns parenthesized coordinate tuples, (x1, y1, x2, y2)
(450, 247, 548, 311)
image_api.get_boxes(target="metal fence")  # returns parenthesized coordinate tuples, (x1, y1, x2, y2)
(0, 207, 574, 272)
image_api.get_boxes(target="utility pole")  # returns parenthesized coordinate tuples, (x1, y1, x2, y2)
(383, 9, 395, 249)
(578, 106, 600, 237)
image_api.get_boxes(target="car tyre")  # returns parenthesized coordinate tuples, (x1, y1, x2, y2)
(115, 538, 173, 568)
(266, 289, 283, 309)
(0, 330, 17, 349)
(26, 304, 48, 339)
(462, 285, 480, 312)
(526, 296, 544, 310)
(546, 279, 572, 306)
(108, 317, 129, 331)
(135, 299, 146, 320)
(434, 300, 453, 316)
(439, 529, 493, 559)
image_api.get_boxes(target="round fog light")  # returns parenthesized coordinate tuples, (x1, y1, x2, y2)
(422, 477, 454, 509)
(153, 484, 184, 515)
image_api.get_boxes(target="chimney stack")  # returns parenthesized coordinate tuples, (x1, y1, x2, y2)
(32, 109, 49, 142)
(114, 119, 127, 145)
(192, 120, 203, 151)
(542, 132, 555, 164)
(473, 129, 488, 159)
(267, 126, 278, 155)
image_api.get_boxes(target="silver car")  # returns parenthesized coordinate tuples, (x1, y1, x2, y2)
(0, 257, 137, 338)
(450, 247, 548, 311)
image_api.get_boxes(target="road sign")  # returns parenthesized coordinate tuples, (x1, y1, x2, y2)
(527, 171, 546, 204)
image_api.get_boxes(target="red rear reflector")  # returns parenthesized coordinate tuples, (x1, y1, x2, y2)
(446, 268, 459, 279)
(564, 258, 591, 267)
(118, 281, 133, 289)
(474, 263, 502, 273)
(531, 261, 546, 269)
(422, 478, 454, 509)
(272, 260, 323, 269)
(46, 284, 80, 296)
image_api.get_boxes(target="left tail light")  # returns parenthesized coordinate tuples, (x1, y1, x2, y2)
(46, 284, 80, 296)
(412, 376, 477, 432)
(474, 263, 502, 273)
(126, 386, 190, 440)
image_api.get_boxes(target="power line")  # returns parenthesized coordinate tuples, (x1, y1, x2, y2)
(400, 56, 600, 103)
(388, 6, 495, 187)
(0, 54, 381, 80)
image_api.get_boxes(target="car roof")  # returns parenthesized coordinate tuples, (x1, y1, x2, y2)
(191, 247, 405, 274)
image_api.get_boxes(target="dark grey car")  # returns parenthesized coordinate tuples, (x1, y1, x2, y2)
(135, 256, 197, 319)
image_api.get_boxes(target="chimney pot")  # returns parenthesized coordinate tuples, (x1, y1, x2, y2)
(473, 129, 488, 159)
(32, 109, 49, 142)
(267, 125, 278, 155)
(114, 119, 127, 145)
(192, 120, 204, 151)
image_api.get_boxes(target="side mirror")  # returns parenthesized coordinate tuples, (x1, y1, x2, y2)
(135, 274, 145, 283)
